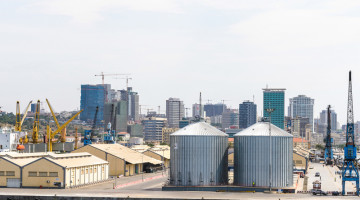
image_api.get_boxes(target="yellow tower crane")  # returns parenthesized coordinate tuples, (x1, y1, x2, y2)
(16, 101, 32, 144)
(32, 100, 41, 144)
(45, 99, 83, 152)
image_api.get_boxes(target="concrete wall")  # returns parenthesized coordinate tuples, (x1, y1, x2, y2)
(0, 159, 21, 187)
(24, 143, 47, 153)
(22, 159, 64, 188)
(66, 164, 108, 188)
(107, 154, 125, 176)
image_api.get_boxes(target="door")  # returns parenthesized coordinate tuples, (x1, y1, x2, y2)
(7, 178, 20, 188)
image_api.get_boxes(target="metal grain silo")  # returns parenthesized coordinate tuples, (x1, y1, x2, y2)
(234, 122, 293, 188)
(170, 122, 228, 186)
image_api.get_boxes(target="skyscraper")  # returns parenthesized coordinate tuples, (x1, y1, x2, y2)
(80, 84, 105, 124)
(222, 109, 239, 129)
(319, 109, 337, 131)
(143, 117, 167, 142)
(192, 103, 204, 118)
(263, 88, 286, 129)
(204, 104, 226, 117)
(104, 100, 128, 133)
(239, 101, 257, 129)
(166, 98, 185, 128)
(288, 95, 314, 131)
(120, 87, 140, 122)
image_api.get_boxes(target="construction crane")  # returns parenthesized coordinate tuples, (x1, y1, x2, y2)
(32, 100, 41, 144)
(45, 99, 83, 151)
(342, 71, 359, 195)
(104, 104, 115, 144)
(95, 72, 131, 102)
(84, 106, 98, 146)
(324, 105, 333, 165)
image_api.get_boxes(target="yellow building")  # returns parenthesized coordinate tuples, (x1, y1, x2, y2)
(293, 149, 309, 173)
(143, 146, 170, 168)
(0, 152, 108, 188)
(162, 128, 179, 144)
(72, 144, 162, 177)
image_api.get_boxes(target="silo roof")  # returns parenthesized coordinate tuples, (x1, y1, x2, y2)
(234, 122, 293, 137)
(171, 122, 228, 136)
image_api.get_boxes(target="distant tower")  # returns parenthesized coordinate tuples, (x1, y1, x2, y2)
(263, 88, 286, 129)
(288, 95, 314, 132)
(239, 101, 257, 129)
(166, 98, 185, 128)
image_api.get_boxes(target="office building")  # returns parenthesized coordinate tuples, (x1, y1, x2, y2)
(263, 88, 286, 129)
(166, 98, 185, 128)
(127, 124, 143, 138)
(239, 101, 257, 129)
(120, 87, 140, 122)
(162, 127, 179, 144)
(80, 84, 105, 124)
(319, 109, 337, 131)
(222, 109, 239, 129)
(104, 100, 128, 133)
(142, 117, 167, 142)
(292, 117, 310, 138)
(288, 95, 314, 131)
(192, 103, 204, 118)
(204, 104, 226, 117)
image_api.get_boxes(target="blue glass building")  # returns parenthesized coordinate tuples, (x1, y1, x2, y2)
(263, 88, 286, 129)
(80, 84, 105, 124)
(239, 101, 257, 129)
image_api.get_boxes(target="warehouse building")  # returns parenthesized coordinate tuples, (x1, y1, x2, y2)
(143, 146, 170, 168)
(0, 152, 108, 188)
(72, 144, 162, 176)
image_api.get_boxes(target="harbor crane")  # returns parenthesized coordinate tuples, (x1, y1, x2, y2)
(342, 71, 359, 195)
(46, 99, 83, 151)
(84, 106, 98, 146)
(324, 105, 333, 165)
(104, 104, 116, 144)
(32, 100, 41, 144)
(16, 101, 32, 144)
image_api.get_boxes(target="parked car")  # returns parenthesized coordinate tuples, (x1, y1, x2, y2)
(332, 191, 340, 196)
(309, 166, 314, 169)
(312, 189, 327, 196)
(315, 172, 320, 177)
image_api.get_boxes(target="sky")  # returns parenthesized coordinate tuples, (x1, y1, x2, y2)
(1, 0, 360, 125)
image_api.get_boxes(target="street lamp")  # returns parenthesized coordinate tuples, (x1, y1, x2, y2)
(266, 107, 275, 192)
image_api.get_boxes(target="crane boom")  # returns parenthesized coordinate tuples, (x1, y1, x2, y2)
(15, 101, 32, 132)
(342, 70, 359, 195)
(46, 99, 60, 129)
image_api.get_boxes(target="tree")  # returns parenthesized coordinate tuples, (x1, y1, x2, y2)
(315, 144, 325, 150)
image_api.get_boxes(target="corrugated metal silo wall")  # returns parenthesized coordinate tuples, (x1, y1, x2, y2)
(170, 135, 228, 186)
(234, 136, 293, 188)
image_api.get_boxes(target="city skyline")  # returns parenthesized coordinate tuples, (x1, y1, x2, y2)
(2, 1, 360, 125)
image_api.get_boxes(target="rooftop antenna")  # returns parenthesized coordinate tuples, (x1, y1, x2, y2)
(199, 92, 202, 119)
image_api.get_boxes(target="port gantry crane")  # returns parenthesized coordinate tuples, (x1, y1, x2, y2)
(342, 71, 359, 195)
(84, 106, 98, 146)
(324, 105, 333, 165)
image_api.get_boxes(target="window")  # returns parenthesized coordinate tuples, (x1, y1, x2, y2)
(29, 171, 37, 177)
(90, 168, 92, 173)
(102, 167, 104, 172)
(81, 169, 84, 175)
(86, 169, 88, 174)
(39, 172, 48, 177)
(49, 172, 58, 177)
(94, 168, 97, 173)
(6, 171, 15, 176)
(0, 171, 4, 176)
(296, 160, 303, 164)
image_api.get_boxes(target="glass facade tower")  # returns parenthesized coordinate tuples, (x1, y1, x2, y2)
(263, 88, 286, 129)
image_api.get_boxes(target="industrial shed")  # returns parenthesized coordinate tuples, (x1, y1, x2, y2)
(0, 152, 108, 188)
(143, 147, 170, 168)
(72, 144, 162, 176)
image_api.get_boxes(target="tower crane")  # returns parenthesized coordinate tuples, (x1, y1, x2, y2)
(342, 71, 359, 195)
(324, 105, 333, 165)
(45, 99, 83, 151)
(32, 100, 41, 144)
(94, 72, 130, 102)
(84, 106, 98, 146)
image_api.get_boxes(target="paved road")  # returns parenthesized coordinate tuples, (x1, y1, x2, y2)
(307, 162, 356, 193)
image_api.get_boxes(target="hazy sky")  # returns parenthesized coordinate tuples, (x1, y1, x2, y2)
(1, 0, 360, 125)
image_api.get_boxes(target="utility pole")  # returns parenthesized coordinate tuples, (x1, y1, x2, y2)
(266, 107, 275, 192)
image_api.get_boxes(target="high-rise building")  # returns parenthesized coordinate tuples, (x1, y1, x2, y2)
(292, 117, 310, 138)
(319, 109, 337, 131)
(192, 103, 204, 118)
(288, 95, 314, 131)
(222, 109, 239, 129)
(204, 104, 226, 117)
(80, 84, 105, 124)
(166, 98, 185, 128)
(104, 100, 128, 133)
(263, 88, 286, 129)
(142, 117, 167, 142)
(239, 101, 257, 129)
(30, 103, 37, 113)
(120, 87, 140, 122)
